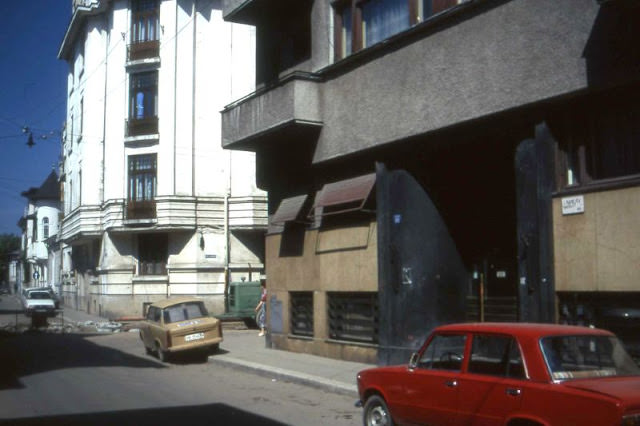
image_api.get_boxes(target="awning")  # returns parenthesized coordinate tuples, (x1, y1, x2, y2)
(311, 173, 376, 217)
(270, 195, 309, 225)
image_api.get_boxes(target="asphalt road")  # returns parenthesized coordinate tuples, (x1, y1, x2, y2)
(0, 297, 361, 426)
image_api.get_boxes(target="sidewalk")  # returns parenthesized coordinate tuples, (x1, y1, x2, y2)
(214, 329, 374, 397)
(59, 305, 375, 398)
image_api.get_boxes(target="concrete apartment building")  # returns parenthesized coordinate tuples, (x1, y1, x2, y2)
(18, 171, 62, 293)
(57, 0, 266, 318)
(221, 0, 640, 364)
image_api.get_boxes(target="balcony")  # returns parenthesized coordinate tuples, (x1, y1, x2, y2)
(60, 205, 102, 242)
(128, 40, 160, 62)
(127, 200, 156, 220)
(221, 72, 323, 151)
(126, 116, 158, 137)
(222, 0, 264, 24)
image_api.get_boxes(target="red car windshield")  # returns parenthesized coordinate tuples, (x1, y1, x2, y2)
(540, 335, 640, 380)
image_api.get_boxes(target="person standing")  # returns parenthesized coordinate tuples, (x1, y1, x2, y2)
(255, 280, 267, 336)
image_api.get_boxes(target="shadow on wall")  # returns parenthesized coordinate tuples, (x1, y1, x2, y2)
(584, 1, 640, 87)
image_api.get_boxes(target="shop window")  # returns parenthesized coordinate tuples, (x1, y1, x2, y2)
(557, 93, 640, 189)
(290, 292, 314, 337)
(328, 292, 379, 344)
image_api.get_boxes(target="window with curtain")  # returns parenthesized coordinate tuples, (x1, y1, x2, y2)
(42, 217, 49, 240)
(128, 154, 157, 203)
(336, 2, 353, 60)
(333, 0, 462, 60)
(361, 0, 410, 47)
(132, 0, 159, 44)
(129, 72, 158, 120)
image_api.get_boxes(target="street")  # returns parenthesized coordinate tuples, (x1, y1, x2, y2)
(0, 296, 361, 426)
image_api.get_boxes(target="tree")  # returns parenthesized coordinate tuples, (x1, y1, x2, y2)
(0, 234, 21, 287)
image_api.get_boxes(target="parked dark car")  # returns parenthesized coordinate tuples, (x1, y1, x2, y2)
(357, 322, 640, 426)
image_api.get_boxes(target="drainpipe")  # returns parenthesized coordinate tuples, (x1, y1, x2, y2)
(223, 151, 232, 312)
(224, 188, 230, 311)
(173, 1, 178, 194)
(191, 1, 196, 197)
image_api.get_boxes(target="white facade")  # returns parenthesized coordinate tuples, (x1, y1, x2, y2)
(58, 0, 266, 318)
(19, 171, 61, 293)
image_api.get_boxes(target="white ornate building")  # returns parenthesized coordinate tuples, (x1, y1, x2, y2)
(58, 0, 266, 318)
(19, 171, 62, 294)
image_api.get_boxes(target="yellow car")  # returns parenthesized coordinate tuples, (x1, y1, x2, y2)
(139, 297, 223, 362)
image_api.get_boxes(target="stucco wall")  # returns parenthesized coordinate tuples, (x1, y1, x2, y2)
(553, 186, 640, 292)
(314, 0, 597, 163)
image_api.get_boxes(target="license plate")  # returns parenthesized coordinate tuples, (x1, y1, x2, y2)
(185, 332, 204, 342)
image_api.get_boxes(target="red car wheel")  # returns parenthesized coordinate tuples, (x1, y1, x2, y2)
(363, 395, 393, 426)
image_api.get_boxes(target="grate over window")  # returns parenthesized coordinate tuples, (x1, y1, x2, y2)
(328, 292, 379, 344)
(290, 292, 314, 337)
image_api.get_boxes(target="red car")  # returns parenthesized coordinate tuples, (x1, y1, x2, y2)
(357, 322, 640, 426)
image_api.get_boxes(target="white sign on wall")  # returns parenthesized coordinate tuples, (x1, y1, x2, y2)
(561, 195, 585, 215)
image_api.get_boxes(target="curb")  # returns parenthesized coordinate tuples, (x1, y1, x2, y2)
(209, 356, 359, 397)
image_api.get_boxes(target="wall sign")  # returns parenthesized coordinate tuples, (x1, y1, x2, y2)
(561, 195, 584, 215)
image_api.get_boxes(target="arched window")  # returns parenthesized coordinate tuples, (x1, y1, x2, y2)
(42, 217, 49, 240)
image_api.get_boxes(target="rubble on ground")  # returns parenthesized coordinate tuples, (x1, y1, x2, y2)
(0, 317, 127, 335)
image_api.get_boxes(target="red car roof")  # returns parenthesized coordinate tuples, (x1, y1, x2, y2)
(434, 322, 614, 339)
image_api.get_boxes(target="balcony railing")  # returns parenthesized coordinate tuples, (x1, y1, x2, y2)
(126, 116, 158, 137)
(128, 40, 160, 61)
(127, 200, 156, 220)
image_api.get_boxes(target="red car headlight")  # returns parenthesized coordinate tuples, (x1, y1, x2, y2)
(622, 414, 640, 426)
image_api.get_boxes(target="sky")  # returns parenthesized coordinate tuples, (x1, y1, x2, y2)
(0, 1, 70, 236)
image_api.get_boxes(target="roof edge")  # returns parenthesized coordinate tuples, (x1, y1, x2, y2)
(58, 0, 111, 60)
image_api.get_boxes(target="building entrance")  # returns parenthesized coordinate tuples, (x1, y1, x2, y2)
(375, 125, 541, 364)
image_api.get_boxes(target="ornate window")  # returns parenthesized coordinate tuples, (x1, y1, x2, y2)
(42, 217, 49, 240)
(127, 154, 157, 219)
(127, 71, 158, 136)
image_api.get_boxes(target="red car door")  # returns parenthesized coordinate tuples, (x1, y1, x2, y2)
(401, 333, 467, 425)
(456, 334, 524, 425)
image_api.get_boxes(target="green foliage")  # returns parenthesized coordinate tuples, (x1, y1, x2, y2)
(0, 234, 20, 284)
(0, 234, 20, 259)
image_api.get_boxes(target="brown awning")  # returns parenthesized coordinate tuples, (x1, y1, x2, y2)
(270, 194, 309, 225)
(311, 173, 376, 217)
